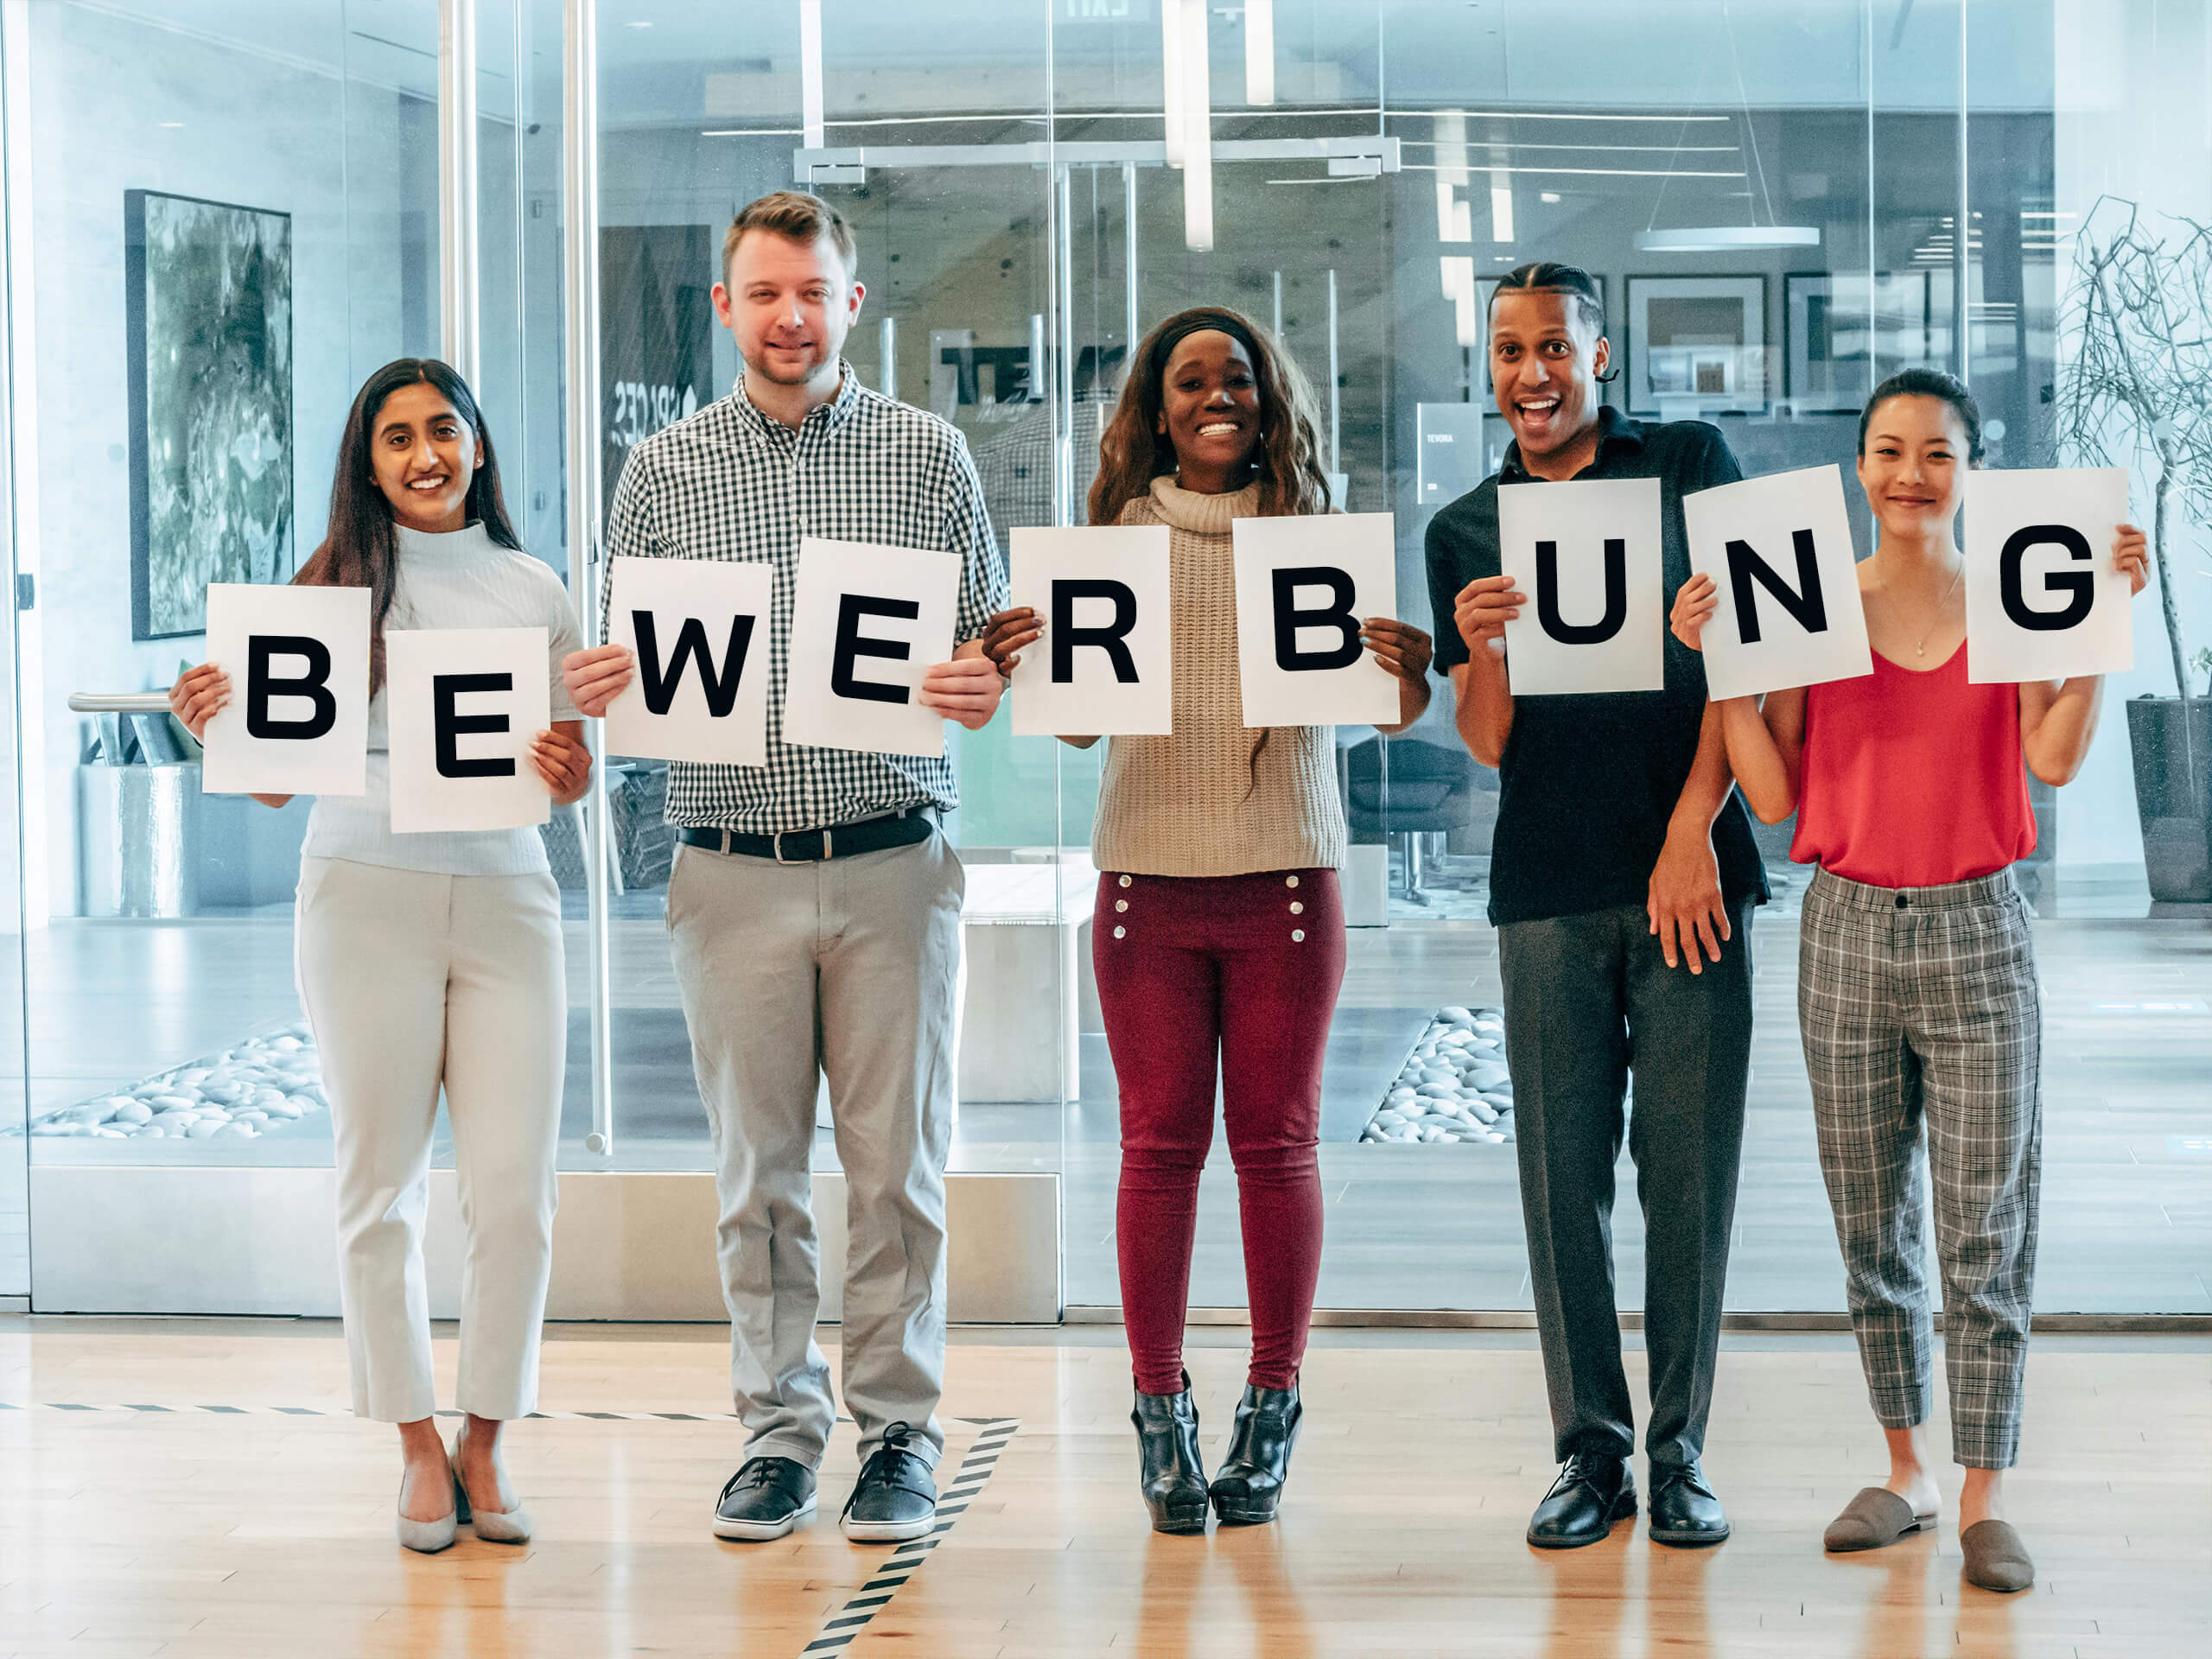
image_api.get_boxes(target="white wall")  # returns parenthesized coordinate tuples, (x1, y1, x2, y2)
(21, 3, 431, 916)
(2050, 0, 2212, 868)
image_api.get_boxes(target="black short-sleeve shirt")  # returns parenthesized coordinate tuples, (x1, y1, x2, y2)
(1424, 406, 1768, 926)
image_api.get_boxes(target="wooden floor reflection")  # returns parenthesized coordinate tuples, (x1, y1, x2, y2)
(0, 1319, 2204, 1656)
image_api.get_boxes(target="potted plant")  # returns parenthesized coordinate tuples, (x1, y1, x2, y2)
(2055, 197, 2212, 901)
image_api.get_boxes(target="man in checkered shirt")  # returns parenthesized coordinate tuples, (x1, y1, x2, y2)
(564, 192, 1007, 1548)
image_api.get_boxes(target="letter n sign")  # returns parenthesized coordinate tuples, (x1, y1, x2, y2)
(1683, 465, 1872, 701)
(1963, 468, 2133, 683)
(198, 582, 371, 796)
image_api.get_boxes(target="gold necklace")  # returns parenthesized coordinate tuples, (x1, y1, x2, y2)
(1910, 561, 1965, 658)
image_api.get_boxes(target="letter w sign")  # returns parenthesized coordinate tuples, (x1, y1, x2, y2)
(605, 556, 775, 766)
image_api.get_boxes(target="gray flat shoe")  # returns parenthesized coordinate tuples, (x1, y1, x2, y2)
(1961, 1518, 2035, 1592)
(1824, 1486, 1936, 1553)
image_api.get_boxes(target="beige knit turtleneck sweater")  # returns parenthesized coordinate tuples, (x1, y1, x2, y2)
(1088, 475, 1347, 877)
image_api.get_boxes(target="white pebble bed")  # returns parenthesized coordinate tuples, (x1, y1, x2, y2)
(17, 1021, 328, 1142)
(1360, 1005, 1515, 1146)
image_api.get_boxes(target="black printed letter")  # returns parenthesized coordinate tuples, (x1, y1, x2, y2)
(433, 673, 516, 779)
(1725, 529, 1828, 645)
(832, 594, 920, 703)
(1271, 566, 1363, 671)
(1535, 538, 1628, 645)
(245, 635, 337, 740)
(1050, 578, 1140, 684)
(633, 611, 756, 717)
(1999, 524, 2095, 632)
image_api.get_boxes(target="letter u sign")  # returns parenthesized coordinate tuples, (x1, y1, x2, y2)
(1496, 477, 1665, 695)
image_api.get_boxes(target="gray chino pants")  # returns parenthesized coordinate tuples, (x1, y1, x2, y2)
(1497, 899, 1756, 1469)
(668, 829, 963, 1470)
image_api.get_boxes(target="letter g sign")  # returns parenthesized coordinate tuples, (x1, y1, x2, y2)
(1998, 524, 2094, 632)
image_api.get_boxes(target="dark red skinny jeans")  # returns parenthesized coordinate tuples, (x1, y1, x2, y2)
(1095, 868, 1346, 1395)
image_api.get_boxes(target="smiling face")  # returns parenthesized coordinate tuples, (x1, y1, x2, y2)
(715, 228, 864, 391)
(368, 380, 480, 534)
(1856, 393, 1967, 539)
(1488, 288, 1608, 467)
(1155, 329, 1263, 487)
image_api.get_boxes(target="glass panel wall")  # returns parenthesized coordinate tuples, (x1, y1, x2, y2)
(589, 1, 1069, 1203)
(10, 2, 441, 1210)
(9, 0, 2202, 1319)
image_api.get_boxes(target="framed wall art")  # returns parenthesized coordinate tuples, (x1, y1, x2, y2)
(1624, 274, 1765, 417)
(1784, 270, 1937, 414)
(125, 189, 294, 640)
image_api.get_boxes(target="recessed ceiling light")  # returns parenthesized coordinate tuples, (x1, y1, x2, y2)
(1540, 191, 1560, 203)
(625, 18, 652, 27)
(159, 121, 184, 129)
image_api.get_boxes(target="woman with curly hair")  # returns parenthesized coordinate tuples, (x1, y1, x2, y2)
(984, 308, 1433, 1533)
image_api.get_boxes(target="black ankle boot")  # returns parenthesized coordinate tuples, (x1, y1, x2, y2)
(1209, 1380, 1302, 1525)
(1131, 1375, 1209, 1535)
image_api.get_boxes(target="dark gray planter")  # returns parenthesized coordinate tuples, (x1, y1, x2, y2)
(2126, 696, 2212, 902)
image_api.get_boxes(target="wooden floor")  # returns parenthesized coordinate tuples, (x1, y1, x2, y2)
(2, 1321, 2206, 1657)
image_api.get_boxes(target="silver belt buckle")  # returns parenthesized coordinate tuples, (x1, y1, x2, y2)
(772, 829, 795, 864)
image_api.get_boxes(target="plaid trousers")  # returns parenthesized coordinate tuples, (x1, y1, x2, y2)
(1798, 865, 2043, 1470)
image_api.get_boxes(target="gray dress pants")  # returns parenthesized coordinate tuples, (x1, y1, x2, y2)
(1497, 899, 1755, 1469)
(668, 830, 963, 1470)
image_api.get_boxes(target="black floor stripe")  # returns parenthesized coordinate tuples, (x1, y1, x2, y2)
(797, 1419, 1019, 1659)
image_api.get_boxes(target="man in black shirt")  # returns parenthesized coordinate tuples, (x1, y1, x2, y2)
(1426, 263, 1766, 1550)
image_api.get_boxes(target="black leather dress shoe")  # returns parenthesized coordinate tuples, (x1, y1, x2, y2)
(1131, 1375, 1209, 1535)
(1648, 1460, 1731, 1546)
(713, 1455, 817, 1541)
(1209, 1381, 1302, 1525)
(1527, 1452, 1636, 1549)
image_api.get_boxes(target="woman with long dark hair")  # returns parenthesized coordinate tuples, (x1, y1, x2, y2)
(983, 308, 1433, 1532)
(169, 359, 589, 1553)
(1671, 368, 2146, 1592)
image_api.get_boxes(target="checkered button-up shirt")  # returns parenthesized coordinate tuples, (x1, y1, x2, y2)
(601, 363, 1007, 834)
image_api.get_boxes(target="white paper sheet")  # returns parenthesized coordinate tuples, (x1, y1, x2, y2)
(1684, 465, 1872, 700)
(199, 582, 371, 796)
(1232, 512, 1402, 728)
(603, 556, 774, 766)
(1963, 468, 2134, 683)
(385, 627, 553, 834)
(782, 537, 963, 758)
(1497, 476, 1666, 696)
(1007, 525, 1173, 737)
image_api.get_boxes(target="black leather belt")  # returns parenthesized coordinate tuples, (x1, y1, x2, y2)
(677, 807, 935, 863)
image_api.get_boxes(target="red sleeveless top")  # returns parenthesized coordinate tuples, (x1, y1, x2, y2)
(1789, 645, 2035, 888)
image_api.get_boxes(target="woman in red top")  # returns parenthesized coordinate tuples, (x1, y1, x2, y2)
(1670, 369, 2147, 1594)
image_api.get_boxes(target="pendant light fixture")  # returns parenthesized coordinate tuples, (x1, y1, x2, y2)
(1634, 0, 1819, 254)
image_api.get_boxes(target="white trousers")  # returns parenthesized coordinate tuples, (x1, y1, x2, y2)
(295, 856, 566, 1422)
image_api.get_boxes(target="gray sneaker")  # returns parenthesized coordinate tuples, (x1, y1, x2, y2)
(713, 1456, 817, 1541)
(839, 1422, 938, 1543)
